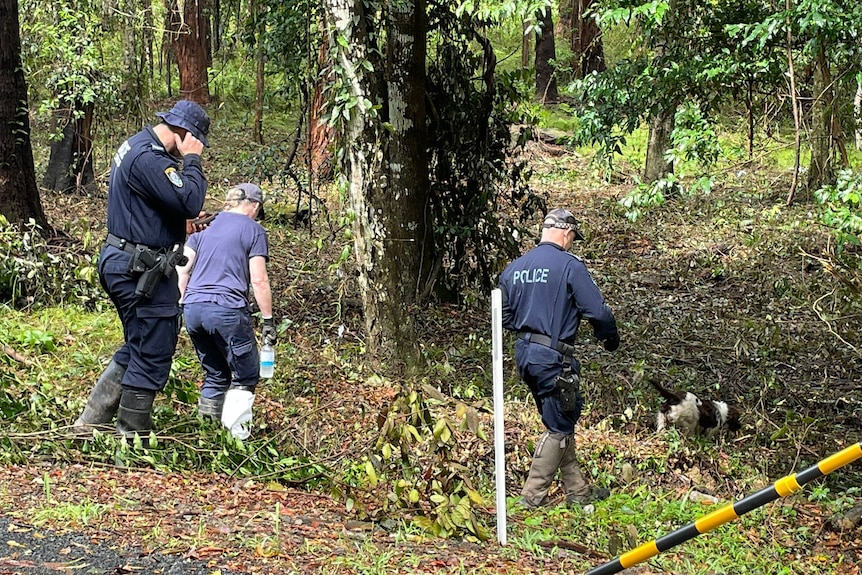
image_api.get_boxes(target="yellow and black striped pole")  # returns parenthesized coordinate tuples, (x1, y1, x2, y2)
(586, 442, 862, 575)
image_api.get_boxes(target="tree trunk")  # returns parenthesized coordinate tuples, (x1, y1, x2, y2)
(42, 102, 97, 194)
(521, 19, 531, 70)
(535, 7, 558, 103)
(807, 42, 835, 193)
(785, 0, 801, 205)
(380, 0, 428, 364)
(169, 0, 211, 104)
(309, 41, 333, 180)
(161, 24, 174, 99)
(855, 79, 862, 151)
(143, 0, 154, 107)
(121, 0, 153, 120)
(563, 0, 605, 78)
(579, 0, 605, 76)
(251, 0, 264, 144)
(643, 109, 674, 183)
(0, 0, 49, 230)
(323, 0, 427, 369)
(212, 0, 222, 53)
(327, 0, 383, 360)
(643, 0, 676, 183)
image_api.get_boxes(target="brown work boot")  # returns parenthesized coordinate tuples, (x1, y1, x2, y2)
(520, 431, 567, 508)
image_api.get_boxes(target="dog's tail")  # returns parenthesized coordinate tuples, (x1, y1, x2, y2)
(649, 378, 684, 403)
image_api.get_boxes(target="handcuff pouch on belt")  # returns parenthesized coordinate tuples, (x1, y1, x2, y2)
(128, 244, 188, 299)
(555, 366, 581, 413)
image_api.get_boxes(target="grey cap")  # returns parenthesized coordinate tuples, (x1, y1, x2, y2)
(542, 208, 584, 240)
(155, 100, 210, 147)
(228, 183, 265, 204)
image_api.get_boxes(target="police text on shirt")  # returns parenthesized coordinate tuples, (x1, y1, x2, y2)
(512, 268, 549, 284)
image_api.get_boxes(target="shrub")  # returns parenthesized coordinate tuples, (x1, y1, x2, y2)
(0, 216, 101, 308)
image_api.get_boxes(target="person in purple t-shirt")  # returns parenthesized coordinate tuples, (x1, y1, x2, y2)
(177, 183, 276, 438)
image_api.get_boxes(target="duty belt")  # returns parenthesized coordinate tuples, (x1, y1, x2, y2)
(518, 331, 575, 358)
(106, 233, 156, 254)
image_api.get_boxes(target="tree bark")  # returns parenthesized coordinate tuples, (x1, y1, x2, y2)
(323, 0, 428, 368)
(251, 0, 264, 144)
(0, 0, 49, 230)
(309, 41, 333, 180)
(380, 0, 428, 364)
(577, 0, 605, 76)
(643, 0, 676, 183)
(855, 79, 862, 151)
(143, 0, 154, 106)
(535, 7, 558, 103)
(121, 0, 153, 120)
(785, 0, 801, 205)
(212, 0, 222, 53)
(643, 109, 674, 183)
(521, 19, 531, 70)
(561, 0, 605, 78)
(42, 102, 97, 194)
(806, 41, 835, 193)
(169, 0, 211, 104)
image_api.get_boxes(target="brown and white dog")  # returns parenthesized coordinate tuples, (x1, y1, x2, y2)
(650, 379, 741, 437)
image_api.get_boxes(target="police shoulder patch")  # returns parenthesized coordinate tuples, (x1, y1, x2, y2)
(165, 167, 184, 188)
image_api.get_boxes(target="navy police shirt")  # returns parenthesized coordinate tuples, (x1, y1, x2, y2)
(499, 242, 618, 347)
(106, 125, 207, 249)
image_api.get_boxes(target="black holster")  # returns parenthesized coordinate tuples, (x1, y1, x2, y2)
(134, 254, 166, 298)
(129, 243, 187, 299)
(555, 367, 581, 413)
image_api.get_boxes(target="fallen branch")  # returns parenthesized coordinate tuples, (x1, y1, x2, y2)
(2, 345, 32, 366)
(538, 539, 607, 560)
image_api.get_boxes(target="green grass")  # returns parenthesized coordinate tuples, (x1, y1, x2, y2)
(32, 499, 108, 527)
(6, 84, 862, 572)
(534, 99, 862, 182)
(503, 484, 849, 575)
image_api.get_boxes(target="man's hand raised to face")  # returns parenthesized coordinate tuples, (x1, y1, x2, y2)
(175, 131, 205, 158)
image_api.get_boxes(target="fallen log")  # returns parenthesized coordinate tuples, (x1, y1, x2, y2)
(831, 502, 862, 531)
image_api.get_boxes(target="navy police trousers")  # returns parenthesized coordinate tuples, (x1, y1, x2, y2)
(183, 303, 259, 400)
(514, 338, 584, 436)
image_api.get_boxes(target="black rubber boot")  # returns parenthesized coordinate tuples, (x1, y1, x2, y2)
(116, 387, 156, 441)
(73, 360, 125, 432)
(197, 396, 225, 421)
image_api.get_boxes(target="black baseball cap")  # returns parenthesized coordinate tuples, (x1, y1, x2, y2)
(543, 208, 584, 240)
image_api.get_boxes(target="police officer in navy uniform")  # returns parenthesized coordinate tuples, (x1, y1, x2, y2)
(499, 208, 619, 508)
(74, 100, 210, 439)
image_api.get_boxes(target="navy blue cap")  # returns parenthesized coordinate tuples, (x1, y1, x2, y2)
(543, 208, 584, 240)
(156, 100, 210, 147)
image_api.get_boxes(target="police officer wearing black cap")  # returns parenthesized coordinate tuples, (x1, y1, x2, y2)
(74, 100, 211, 439)
(499, 208, 620, 508)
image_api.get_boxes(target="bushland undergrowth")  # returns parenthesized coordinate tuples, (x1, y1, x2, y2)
(1, 117, 862, 573)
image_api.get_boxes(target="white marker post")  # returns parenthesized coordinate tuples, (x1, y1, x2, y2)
(491, 288, 507, 545)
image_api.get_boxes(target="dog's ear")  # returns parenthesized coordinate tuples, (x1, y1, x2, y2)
(698, 400, 718, 430)
(650, 379, 684, 403)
